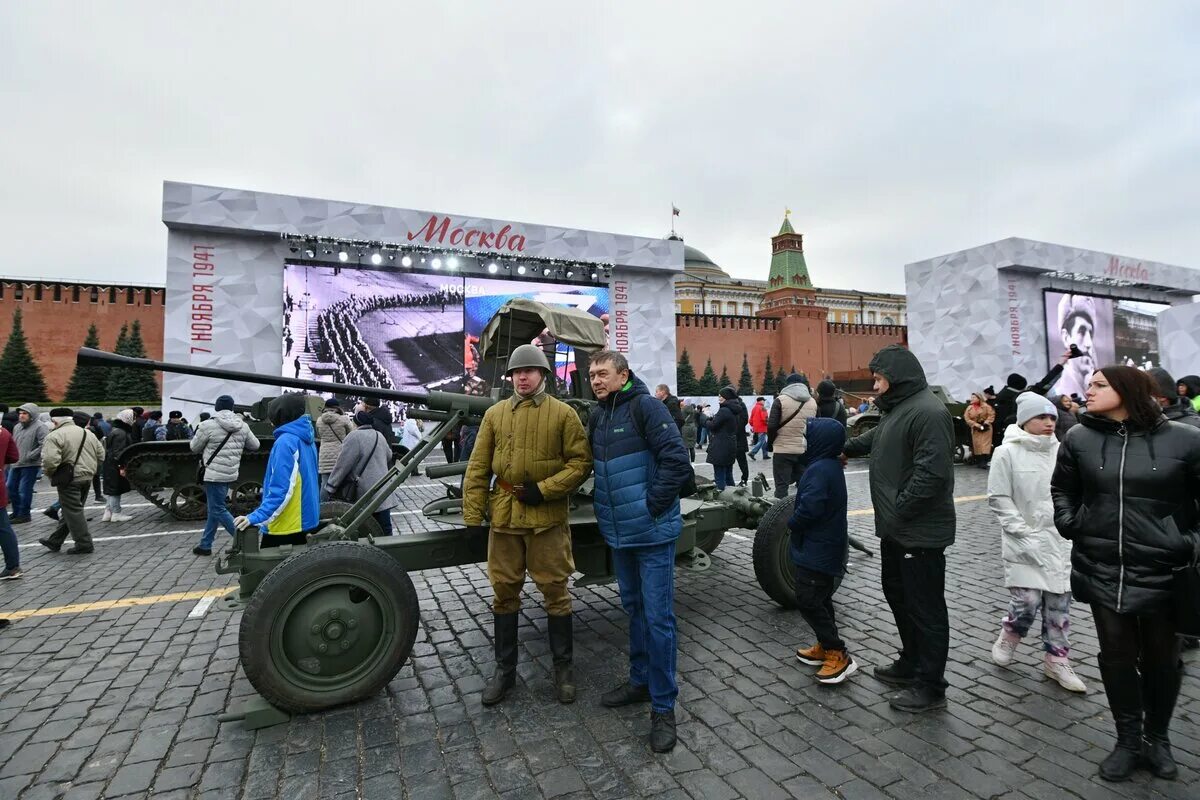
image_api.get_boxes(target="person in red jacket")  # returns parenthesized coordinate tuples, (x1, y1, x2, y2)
(748, 397, 770, 460)
(0, 426, 23, 579)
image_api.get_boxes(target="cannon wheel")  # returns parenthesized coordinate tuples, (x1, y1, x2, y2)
(239, 541, 419, 714)
(752, 497, 797, 609)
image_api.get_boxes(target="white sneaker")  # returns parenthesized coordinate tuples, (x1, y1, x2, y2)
(1044, 659, 1087, 693)
(101, 509, 112, 522)
(109, 513, 133, 522)
(991, 630, 1019, 666)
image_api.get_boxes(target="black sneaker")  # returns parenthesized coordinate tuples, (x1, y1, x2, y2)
(193, 547, 212, 557)
(66, 546, 94, 555)
(888, 685, 947, 713)
(650, 710, 677, 753)
(0, 567, 22, 580)
(873, 661, 917, 687)
(42, 507, 59, 521)
(601, 682, 650, 708)
(38, 538, 61, 552)
(11, 516, 31, 524)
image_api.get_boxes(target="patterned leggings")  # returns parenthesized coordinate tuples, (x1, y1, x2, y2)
(1002, 587, 1072, 657)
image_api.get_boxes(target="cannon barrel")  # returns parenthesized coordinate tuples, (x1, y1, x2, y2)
(169, 396, 255, 414)
(78, 348, 496, 417)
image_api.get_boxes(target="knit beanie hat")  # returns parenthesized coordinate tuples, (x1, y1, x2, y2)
(49, 407, 73, 421)
(149, 410, 162, 420)
(719, 386, 738, 400)
(785, 373, 804, 386)
(1007, 373, 1028, 390)
(1016, 393, 1057, 427)
(116, 409, 136, 426)
(215, 395, 236, 412)
(325, 397, 341, 408)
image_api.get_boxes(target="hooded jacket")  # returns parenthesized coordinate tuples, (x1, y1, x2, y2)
(768, 382, 818, 454)
(1179, 375, 1200, 412)
(315, 409, 354, 473)
(590, 372, 691, 548)
(190, 410, 261, 485)
(1163, 397, 1200, 429)
(680, 404, 698, 448)
(749, 401, 768, 434)
(987, 424, 1071, 593)
(13, 403, 48, 467)
(247, 397, 320, 535)
(102, 419, 136, 496)
(843, 346, 956, 548)
(787, 418, 849, 575)
(815, 380, 848, 426)
(42, 420, 105, 483)
(1051, 413, 1200, 614)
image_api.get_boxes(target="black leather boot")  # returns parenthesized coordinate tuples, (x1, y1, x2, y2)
(547, 614, 575, 704)
(1141, 661, 1182, 780)
(1097, 656, 1143, 782)
(482, 612, 518, 706)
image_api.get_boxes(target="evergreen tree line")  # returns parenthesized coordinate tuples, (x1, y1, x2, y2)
(0, 310, 160, 403)
(676, 349, 797, 397)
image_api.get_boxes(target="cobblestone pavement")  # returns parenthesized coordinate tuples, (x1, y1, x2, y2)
(1, 456, 1197, 800)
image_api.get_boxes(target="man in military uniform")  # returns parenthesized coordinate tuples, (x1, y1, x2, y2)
(463, 344, 592, 705)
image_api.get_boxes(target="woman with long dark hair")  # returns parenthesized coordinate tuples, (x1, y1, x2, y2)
(1051, 365, 1200, 782)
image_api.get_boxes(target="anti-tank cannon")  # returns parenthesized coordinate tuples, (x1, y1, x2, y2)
(77, 299, 804, 728)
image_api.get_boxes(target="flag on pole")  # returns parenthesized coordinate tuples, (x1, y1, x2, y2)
(672, 204, 680, 217)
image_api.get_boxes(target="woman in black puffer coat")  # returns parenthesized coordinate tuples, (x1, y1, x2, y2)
(730, 394, 751, 486)
(1051, 366, 1200, 783)
(705, 387, 739, 490)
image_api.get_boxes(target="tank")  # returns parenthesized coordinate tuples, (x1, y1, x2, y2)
(111, 396, 407, 521)
(847, 385, 973, 462)
(76, 299, 803, 729)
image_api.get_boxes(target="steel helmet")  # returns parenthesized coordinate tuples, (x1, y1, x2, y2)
(506, 344, 551, 375)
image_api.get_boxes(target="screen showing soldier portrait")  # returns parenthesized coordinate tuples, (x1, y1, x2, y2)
(1043, 290, 1168, 398)
(282, 264, 611, 396)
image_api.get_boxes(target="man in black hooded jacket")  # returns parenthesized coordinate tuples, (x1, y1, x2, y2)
(843, 345, 956, 712)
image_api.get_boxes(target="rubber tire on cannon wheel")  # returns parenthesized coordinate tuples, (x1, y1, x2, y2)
(318, 501, 385, 539)
(239, 541, 419, 714)
(752, 497, 798, 609)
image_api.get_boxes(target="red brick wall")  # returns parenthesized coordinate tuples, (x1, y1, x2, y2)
(676, 314, 907, 390)
(0, 281, 165, 401)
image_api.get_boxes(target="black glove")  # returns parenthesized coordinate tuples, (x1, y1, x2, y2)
(518, 482, 544, 506)
(466, 525, 488, 538)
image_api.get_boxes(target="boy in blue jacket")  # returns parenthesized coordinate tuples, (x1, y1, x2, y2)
(234, 394, 320, 546)
(789, 417, 856, 684)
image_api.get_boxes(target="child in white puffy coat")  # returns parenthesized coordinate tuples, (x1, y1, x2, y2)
(986, 393, 1086, 693)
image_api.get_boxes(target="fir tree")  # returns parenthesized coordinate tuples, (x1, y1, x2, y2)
(106, 322, 161, 401)
(698, 358, 720, 395)
(761, 355, 777, 395)
(0, 309, 51, 403)
(63, 324, 108, 402)
(775, 366, 788, 391)
(676, 349, 700, 395)
(718, 364, 731, 390)
(737, 353, 755, 395)
(125, 321, 160, 400)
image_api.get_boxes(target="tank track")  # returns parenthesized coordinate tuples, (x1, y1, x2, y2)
(124, 448, 269, 521)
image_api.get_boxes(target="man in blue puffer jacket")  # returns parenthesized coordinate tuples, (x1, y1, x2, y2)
(587, 350, 691, 754)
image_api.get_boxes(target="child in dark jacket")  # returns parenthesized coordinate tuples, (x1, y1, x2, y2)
(788, 417, 855, 684)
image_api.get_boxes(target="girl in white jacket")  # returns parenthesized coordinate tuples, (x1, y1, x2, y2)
(986, 393, 1086, 692)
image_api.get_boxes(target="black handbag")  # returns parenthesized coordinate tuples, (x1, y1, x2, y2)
(197, 429, 235, 483)
(331, 432, 381, 502)
(50, 431, 88, 488)
(1173, 540, 1200, 637)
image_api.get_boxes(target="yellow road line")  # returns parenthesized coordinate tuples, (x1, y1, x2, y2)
(2, 587, 233, 621)
(848, 494, 987, 517)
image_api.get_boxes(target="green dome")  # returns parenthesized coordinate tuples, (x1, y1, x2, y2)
(683, 245, 728, 278)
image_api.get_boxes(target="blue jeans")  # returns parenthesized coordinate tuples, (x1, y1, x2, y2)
(697, 427, 708, 447)
(0, 507, 18, 570)
(749, 432, 767, 457)
(7, 466, 38, 517)
(612, 541, 678, 713)
(713, 464, 735, 490)
(199, 482, 236, 549)
(373, 510, 393, 536)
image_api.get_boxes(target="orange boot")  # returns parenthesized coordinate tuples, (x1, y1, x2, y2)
(816, 649, 858, 685)
(796, 643, 825, 666)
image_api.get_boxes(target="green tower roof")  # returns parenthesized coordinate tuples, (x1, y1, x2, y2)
(767, 214, 811, 289)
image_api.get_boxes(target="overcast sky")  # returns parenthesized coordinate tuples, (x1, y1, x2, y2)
(2, 3, 1197, 293)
